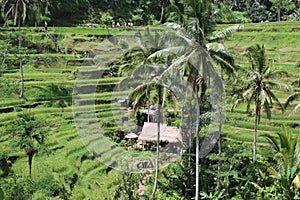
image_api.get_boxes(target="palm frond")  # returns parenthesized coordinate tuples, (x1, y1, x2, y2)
(118, 63, 136, 76)
(294, 137, 300, 166)
(265, 69, 289, 79)
(263, 99, 271, 120)
(291, 78, 300, 87)
(264, 87, 284, 112)
(261, 134, 280, 153)
(264, 80, 291, 91)
(211, 54, 236, 78)
(284, 92, 300, 109)
(242, 87, 254, 99)
(206, 43, 234, 66)
(165, 22, 182, 31)
(290, 104, 300, 116)
(208, 24, 243, 43)
(159, 49, 195, 80)
(231, 98, 243, 111)
(247, 92, 256, 115)
(148, 46, 186, 60)
(277, 131, 290, 154)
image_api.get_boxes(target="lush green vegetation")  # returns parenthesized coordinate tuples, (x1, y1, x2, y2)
(0, 0, 300, 199)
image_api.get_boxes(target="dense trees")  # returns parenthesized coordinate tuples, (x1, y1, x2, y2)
(1, 0, 300, 26)
(0, 0, 300, 199)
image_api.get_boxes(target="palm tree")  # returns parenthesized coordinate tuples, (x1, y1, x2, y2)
(127, 78, 165, 199)
(16, 111, 48, 177)
(117, 30, 171, 198)
(3, 0, 30, 98)
(261, 127, 300, 199)
(232, 44, 287, 162)
(182, 0, 241, 79)
(149, 1, 237, 197)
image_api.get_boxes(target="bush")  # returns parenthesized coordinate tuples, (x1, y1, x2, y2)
(0, 78, 18, 97)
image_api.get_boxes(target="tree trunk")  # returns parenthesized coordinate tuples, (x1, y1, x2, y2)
(253, 112, 258, 162)
(150, 86, 163, 199)
(45, 1, 49, 15)
(159, 0, 168, 23)
(18, 16, 24, 98)
(217, 122, 223, 191)
(28, 152, 34, 177)
(195, 89, 200, 200)
(277, 8, 281, 22)
(147, 89, 150, 122)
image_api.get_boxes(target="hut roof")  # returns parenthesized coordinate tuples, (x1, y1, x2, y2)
(138, 122, 181, 143)
(125, 132, 139, 139)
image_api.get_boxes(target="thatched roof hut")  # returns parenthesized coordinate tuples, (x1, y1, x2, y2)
(138, 122, 181, 143)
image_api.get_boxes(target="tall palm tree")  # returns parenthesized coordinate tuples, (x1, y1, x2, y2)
(261, 127, 300, 199)
(3, 0, 30, 98)
(127, 78, 165, 199)
(117, 30, 172, 198)
(232, 44, 287, 162)
(150, 1, 237, 198)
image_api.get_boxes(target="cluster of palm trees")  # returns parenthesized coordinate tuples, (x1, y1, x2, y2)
(118, 1, 299, 199)
(117, 1, 242, 199)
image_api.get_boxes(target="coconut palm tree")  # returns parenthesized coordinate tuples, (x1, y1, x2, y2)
(261, 127, 300, 199)
(3, 0, 30, 98)
(149, 1, 237, 198)
(127, 77, 165, 199)
(232, 44, 287, 162)
(116, 29, 173, 198)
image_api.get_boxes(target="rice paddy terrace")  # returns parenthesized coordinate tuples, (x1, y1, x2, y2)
(0, 22, 299, 199)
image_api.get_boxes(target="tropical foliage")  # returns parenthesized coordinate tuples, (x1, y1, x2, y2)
(1, 0, 300, 199)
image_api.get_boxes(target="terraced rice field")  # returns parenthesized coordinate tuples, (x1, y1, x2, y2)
(0, 22, 299, 198)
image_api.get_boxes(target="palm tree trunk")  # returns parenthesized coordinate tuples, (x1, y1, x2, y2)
(151, 86, 163, 199)
(18, 16, 24, 98)
(45, 0, 49, 15)
(159, 0, 168, 23)
(277, 8, 281, 22)
(253, 113, 258, 162)
(195, 90, 200, 200)
(147, 89, 150, 122)
(217, 123, 222, 188)
(28, 152, 34, 177)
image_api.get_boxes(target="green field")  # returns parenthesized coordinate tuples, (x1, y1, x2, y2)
(0, 21, 300, 199)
